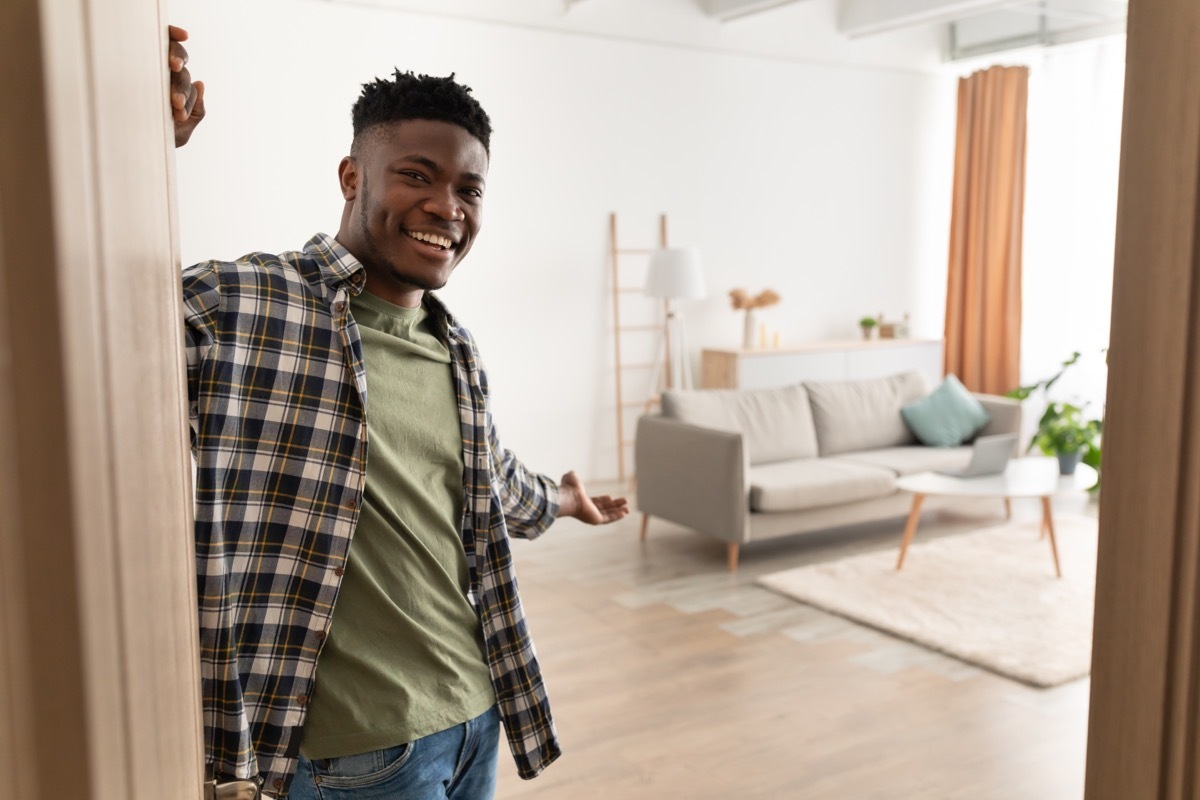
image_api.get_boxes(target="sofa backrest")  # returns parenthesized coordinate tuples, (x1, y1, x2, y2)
(660, 384, 819, 466)
(804, 370, 928, 456)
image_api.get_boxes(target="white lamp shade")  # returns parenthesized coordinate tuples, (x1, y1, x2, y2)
(644, 248, 706, 300)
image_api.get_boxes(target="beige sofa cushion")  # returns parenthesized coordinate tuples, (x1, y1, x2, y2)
(661, 385, 818, 466)
(832, 446, 973, 476)
(748, 459, 896, 512)
(805, 371, 928, 456)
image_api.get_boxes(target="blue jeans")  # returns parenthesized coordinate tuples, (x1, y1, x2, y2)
(289, 706, 500, 800)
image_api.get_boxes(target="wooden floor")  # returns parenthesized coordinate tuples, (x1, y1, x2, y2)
(495, 490, 1096, 799)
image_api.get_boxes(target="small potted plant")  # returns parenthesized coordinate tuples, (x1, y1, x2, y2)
(1030, 402, 1103, 476)
(1007, 351, 1105, 487)
(858, 316, 878, 340)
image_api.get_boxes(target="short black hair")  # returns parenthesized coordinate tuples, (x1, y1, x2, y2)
(351, 70, 492, 154)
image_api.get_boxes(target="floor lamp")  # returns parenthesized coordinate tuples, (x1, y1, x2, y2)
(644, 247, 706, 400)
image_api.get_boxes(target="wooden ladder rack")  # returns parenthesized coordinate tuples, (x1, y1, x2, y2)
(610, 212, 668, 483)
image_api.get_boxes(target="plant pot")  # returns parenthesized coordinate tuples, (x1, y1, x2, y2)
(1057, 451, 1083, 475)
(860, 326, 874, 341)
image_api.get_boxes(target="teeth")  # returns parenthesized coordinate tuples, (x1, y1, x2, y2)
(407, 230, 453, 249)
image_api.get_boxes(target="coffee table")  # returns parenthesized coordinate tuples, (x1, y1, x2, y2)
(894, 457, 1097, 578)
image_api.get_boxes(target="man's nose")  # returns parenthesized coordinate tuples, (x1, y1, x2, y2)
(422, 186, 464, 221)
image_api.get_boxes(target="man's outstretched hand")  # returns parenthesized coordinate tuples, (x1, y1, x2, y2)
(169, 25, 205, 147)
(557, 471, 630, 525)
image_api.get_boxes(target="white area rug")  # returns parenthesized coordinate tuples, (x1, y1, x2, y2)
(756, 515, 1098, 687)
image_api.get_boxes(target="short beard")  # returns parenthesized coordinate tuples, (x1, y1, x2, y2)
(356, 177, 446, 292)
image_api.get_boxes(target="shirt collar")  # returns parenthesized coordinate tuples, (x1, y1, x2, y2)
(304, 233, 367, 295)
(421, 291, 467, 344)
(305, 232, 467, 343)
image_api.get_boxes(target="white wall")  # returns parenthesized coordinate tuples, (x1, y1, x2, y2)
(170, 0, 957, 481)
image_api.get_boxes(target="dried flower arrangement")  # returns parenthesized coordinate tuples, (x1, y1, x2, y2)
(728, 288, 782, 311)
(729, 288, 782, 349)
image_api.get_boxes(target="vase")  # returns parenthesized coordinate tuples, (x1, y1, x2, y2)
(860, 326, 874, 341)
(1057, 451, 1083, 475)
(743, 311, 756, 350)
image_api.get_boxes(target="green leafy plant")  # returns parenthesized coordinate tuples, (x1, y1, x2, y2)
(1031, 402, 1102, 456)
(1007, 351, 1104, 490)
(859, 316, 877, 329)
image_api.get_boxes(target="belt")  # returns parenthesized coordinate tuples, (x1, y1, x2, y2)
(203, 778, 277, 800)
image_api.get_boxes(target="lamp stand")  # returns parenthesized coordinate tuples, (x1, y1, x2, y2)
(646, 298, 694, 408)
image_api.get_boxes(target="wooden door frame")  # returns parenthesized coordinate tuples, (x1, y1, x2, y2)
(1084, 0, 1200, 797)
(0, 0, 203, 798)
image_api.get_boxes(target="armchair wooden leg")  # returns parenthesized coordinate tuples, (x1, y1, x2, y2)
(1004, 497, 1012, 520)
(727, 543, 740, 572)
(639, 513, 650, 542)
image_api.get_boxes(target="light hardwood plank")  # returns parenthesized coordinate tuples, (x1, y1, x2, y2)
(497, 492, 1094, 799)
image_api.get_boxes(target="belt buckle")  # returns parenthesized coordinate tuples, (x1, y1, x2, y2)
(203, 778, 264, 800)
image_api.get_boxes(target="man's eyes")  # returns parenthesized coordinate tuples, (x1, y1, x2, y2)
(395, 170, 482, 199)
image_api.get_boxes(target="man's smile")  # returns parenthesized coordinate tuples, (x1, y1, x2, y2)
(404, 229, 455, 251)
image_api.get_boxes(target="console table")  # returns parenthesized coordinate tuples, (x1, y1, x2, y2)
(700, 339, 944, 390)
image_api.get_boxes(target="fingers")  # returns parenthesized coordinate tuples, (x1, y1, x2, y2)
(173, 81, 205, 148)
(167, 25, 191, 123)
(171, 66, 194, 121)
(586, 495, 630, 524)
(593, 496, 628, 509)
(602, 506, 630, 523)
(190, 80, 206, 122)
(169, 39, 188, 73)
(168, 26, 205, 147)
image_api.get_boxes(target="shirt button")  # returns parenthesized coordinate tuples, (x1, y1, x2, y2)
(274, 779, 284, 790)
(334, 566, 345, 577)
(345, 497, 357, 510)
(333, 301, 346, 313)
(316, 631, 326, 642)
(296, 694, 309, 706)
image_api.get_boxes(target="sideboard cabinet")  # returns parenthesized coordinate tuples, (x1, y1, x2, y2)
(700, 339, 944, 390)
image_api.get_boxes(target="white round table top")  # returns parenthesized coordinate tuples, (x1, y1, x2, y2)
(895, 456, 1097, 499)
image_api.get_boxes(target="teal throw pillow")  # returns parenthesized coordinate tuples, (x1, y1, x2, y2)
(901, 374, 991, 447)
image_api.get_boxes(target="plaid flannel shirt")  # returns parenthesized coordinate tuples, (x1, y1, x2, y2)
(181, 233, 562, 797)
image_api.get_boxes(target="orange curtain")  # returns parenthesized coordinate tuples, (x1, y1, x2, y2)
(944, 65, 1028, 395)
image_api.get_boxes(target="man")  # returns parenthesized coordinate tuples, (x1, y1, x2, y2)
(169, 26, 628, 800)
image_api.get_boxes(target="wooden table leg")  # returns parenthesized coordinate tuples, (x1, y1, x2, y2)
(639, 513, 650, 542)
(1040, 496, 1063, 578)
(1004, 497, 1012, 520)
(896, 493, 926, 570)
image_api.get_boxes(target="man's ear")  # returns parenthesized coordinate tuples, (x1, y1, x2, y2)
(338, 156, 359, 201)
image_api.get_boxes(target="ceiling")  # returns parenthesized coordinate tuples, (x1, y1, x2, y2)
(330, 0, 1128, 71)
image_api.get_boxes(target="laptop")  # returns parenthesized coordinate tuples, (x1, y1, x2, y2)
(936, 433, 1018, 478)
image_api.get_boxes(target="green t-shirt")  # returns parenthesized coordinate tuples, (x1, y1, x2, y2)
(300, 291, 494, 759)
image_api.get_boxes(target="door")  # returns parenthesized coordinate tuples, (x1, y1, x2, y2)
(0, 0, 203, 798)
(2, 0, 1199, 798)
(1084, 0, 1200, 797)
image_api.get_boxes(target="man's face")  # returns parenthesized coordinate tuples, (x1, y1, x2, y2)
(337, 118, 488, 306)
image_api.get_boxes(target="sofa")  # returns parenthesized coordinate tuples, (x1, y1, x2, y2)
(635, 370, 1021, 571)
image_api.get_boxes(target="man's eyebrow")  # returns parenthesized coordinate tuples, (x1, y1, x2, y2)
(398, 154, 441, 172)
(397, 154, 485, 185)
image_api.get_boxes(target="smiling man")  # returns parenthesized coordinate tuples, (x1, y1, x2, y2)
(338, 83, 488, 306)
(169, 28, 628, 800)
